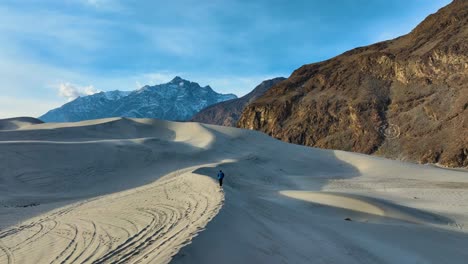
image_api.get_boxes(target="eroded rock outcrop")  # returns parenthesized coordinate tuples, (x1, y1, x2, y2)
(238, 0, 467, 167)
(191, 77, 285, 126)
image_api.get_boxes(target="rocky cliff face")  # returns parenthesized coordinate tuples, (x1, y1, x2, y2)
(238, 0, 468, 167)
(40, 77, 237, 122)
(191, 77, 285, 126)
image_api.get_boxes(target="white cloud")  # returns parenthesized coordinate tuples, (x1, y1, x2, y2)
(82, 0, 121, 10)
(0, 1, 286, 119)
(58, 83, 101, 101)
(0, 96, 62, 119)
(136, 26, 195, 57)
(0, 7, 107, 54)
(135, 81, 143, 89)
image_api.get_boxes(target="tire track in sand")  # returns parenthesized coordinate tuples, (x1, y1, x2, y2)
(0, 241, 14, 264)
(0, 167, 224, 264)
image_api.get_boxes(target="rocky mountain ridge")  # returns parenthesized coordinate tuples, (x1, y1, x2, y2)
(40, 77, 237, 122)
(238, 0, 467, 167)
(191, 77, 285, 126)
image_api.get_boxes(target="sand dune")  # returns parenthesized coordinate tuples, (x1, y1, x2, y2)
(0, 167, 222, 264)
(1, 117, 468, 263)
(280, 191, 452, 225)
(0, 117, 43, 131)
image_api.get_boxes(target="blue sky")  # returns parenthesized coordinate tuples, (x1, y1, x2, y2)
(0, 0, 452, 118)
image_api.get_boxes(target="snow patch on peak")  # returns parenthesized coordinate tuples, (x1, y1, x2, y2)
(40, 77, 238, 122)
(103, 90, 131, 100)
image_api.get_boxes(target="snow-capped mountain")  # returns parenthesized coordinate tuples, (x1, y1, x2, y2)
(40, 77, 237, 122)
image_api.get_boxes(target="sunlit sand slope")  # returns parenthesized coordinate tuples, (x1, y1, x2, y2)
(1, 117, 467, 264)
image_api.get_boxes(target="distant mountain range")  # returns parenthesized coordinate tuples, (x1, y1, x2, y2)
(191, 77, 285, 126)
(238, 0, 468, 168)
(37, 1, 466, 168)
(40, 77, 237, 122)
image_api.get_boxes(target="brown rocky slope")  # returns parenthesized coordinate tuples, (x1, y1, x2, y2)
(238, 0, 467, 168)
(191, 77, 285, 126)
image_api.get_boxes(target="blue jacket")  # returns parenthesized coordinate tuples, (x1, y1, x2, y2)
(217, 171, 225, 179)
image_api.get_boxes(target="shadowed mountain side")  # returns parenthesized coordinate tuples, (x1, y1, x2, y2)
(238, 0, 468, 168)
(191, 77, 285, 126)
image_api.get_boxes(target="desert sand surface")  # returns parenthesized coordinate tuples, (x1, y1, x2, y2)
(0, 117, 43, 131)
(0, 117, 467, 264)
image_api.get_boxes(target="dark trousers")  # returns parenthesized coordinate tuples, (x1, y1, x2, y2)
(219, 178, 223, 186)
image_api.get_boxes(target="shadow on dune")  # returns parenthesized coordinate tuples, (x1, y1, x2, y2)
(0, 117, 44, 131)
(0, 118, 220, 228)
(192, 160, 454, 226)
(0, 118, 177, 142)
(174, 144, 467, 264)
(1, 118, 363, 230)
(279, 191, 454, 225)
(1, 118, 467, 264)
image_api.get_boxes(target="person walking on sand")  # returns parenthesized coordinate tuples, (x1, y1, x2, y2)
(217, 170, 225, 187)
